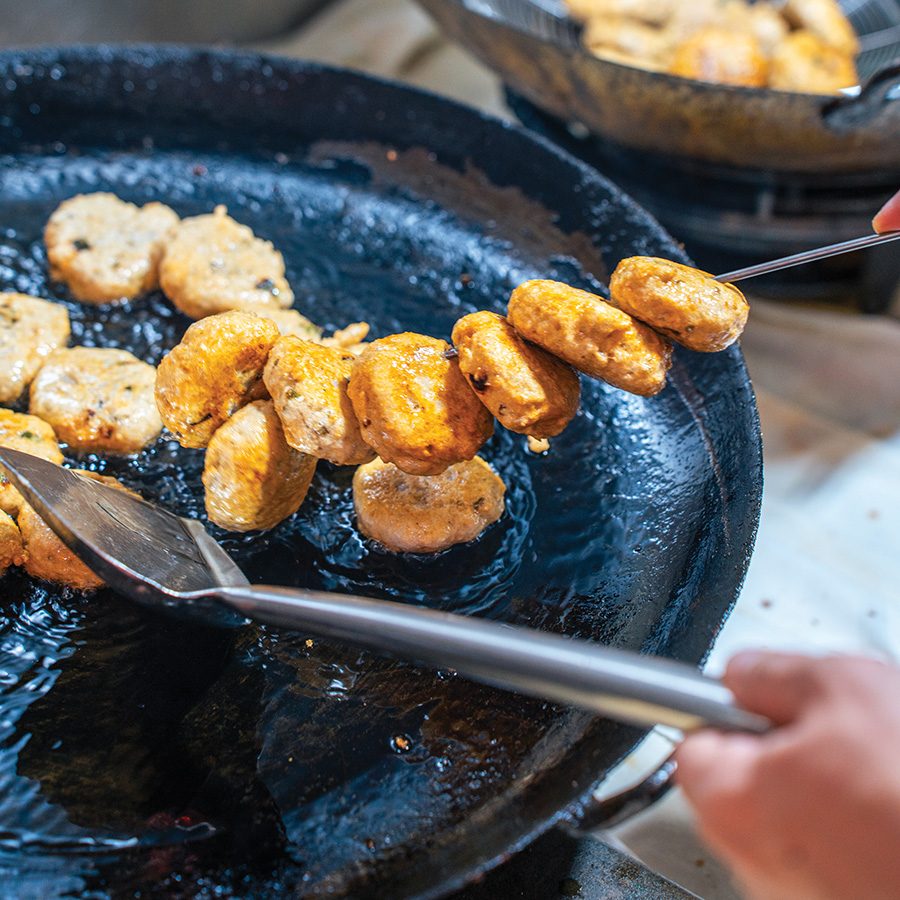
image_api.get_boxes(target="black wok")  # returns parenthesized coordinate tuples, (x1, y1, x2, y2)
(0, 47, 761, 898)
(417, 0, 900, 172)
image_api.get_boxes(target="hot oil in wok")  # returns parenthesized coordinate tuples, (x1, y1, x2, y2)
(0, 143, 709, 896)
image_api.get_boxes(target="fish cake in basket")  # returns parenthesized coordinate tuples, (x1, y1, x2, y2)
(155, 310, 280, 449)
(0, 410, 64, 516)
(159, 205, 294, 319)
(507, 280, 671, 396)
(347, 332, 494, 476)
(353, 456, 506, 554)
(264, 337, 374, 466)
(452, 311, 580, 438)
(0, 293, 71, 404)
(609, 257, 749, 352)
(45, 193, 178, 304)
(29, 347, 162, 454)
(203, 400, 317, 532)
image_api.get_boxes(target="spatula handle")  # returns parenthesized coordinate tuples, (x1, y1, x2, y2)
(216, 585, 770, 734)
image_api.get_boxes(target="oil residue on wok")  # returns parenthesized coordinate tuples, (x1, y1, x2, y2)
(0, 142, 706, 897)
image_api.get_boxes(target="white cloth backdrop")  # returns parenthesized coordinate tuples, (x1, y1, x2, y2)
(261, 3, 900, 895)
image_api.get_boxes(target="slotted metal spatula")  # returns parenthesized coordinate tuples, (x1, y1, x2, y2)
(0, 447, 769, 735)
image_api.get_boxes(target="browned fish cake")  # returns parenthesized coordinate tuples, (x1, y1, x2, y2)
(0, 410, 64, 516)
(507, 280, 671, 396)
(159, 205, 294, 319)
(155, 311, 280, 449)
(0, 509, 24, 575)
(203, 400, 317, 532)
(0, 293, 71, 404)
(669, 27, 768, 87)
(769, 30, 858, 94)
(609, 257, 749, 352)
(452, 311, 581, 438)
(263, 337, 374, 466)
(347, 333, 495, 476)
(353, 456, 506, 554)
(583, 16, 672, 69)
(782, 0, 859, 55)
(45, 193, 179, 304)
(565, 0, 674, 26)
(29, 347, 162, 454)
(18, 471, 139, 591)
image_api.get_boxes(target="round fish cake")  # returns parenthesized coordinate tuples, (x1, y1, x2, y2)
(155, 311, 280, 449)
(507, 280, 672, 396)
(782, 0, 859, 56)
(159, 205, 294, 320)
(203, 400, 317, 532)
(45, 193, 179, 304)
(452, 311, 581, 438)
(353, 456, 506, 554)
(261, 308, 323, 342)
(264, 337, 374, 466)
(18, 471, 139, 591)
(609, 258, 749, 352)
(669, 27, 768, 87)
(0, 509, 24, 575)
(29, 347, 162, 455)
(0, 410, 64, 516)
(347, 332, 495, 476)
(584, 16, 672, 69)
(0, 293, 71, 404)
(769, 30, 858, 94)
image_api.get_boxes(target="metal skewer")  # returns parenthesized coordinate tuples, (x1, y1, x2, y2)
(715, 231, 900, 284)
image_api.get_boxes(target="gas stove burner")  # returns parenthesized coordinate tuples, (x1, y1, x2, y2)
(506, 90, 900, 312)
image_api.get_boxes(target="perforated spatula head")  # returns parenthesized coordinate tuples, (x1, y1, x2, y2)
(0, 447, 248, 626)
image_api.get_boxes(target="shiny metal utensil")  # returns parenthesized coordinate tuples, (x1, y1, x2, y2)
(716, 230, 900, 283)
(0, 447, 769, 735)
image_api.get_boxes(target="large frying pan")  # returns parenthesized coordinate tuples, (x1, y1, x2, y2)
(0, 47, 761, 898)
(417, 0, 900, 172)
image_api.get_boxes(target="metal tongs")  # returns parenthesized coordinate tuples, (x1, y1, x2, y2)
(0, 448, 769, 736)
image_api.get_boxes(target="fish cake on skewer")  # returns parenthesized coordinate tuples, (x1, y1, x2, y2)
(0, 410, 64, 516)
(203, 400, 317, 532)
(0, 293, 71, 404)
(155, 310, 280, 449)
(452, 311, 580, 439)
(45, 193, 178, 304)
(609, 257, 749, 352)
(347, 332, 495, 476)
(159, 205, 293, 319)
(29, 347, 162, 455)
(508, 280, 671, 396)
(264, 337, 374, 466)
(353, 456, 506, 554)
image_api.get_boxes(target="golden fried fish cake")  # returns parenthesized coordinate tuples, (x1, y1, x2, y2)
(261, 308, 324, 342)
(353, 456, 506, 554)
(264, 337, 374, 466)
(452, 311, 580, 439)
(565, 0, 674, 26)
(0, 410, 64, 516)
(782, 0, 859, 55)
(18, 471, 139, 591)
(155, 311, 279, 449)
(726, 1, 789, 55)
(347, 333, 495, 476)
(669, 27, 768, 87)
(507, 281, 671, 397)
(159, 205, 294, 320)
(0, 509, 24, 575)
(769, 30, 858, 94)
(609, 258, 749, 352)
(29, 347, 162, 455)
(584, 16, 672, 69)
(45, 193, 179, 304)
(0, 293, 71, 404)
(203, 400, 317, 532)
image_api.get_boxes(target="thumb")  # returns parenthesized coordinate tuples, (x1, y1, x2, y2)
(873, 189, 900, 233)
(723, 650, 823, 725)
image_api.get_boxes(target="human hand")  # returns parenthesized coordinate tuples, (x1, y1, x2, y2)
(676, 651, 900, 900)
(873, 189, 900, 233)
